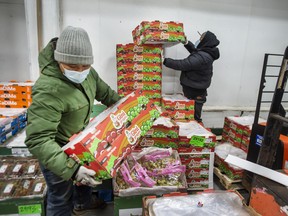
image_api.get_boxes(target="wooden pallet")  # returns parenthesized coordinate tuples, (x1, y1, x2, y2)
(214, 167, 244, 190)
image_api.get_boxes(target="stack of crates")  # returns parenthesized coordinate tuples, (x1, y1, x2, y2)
(116, 43, 163, 105)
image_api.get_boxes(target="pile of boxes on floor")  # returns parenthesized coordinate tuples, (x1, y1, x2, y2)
(215, 116, 266, 181)
(0, 81, 46, 215)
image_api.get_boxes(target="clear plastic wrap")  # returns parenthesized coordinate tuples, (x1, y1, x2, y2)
(114, 147, 187, 196)
(147, 191, 250, 216)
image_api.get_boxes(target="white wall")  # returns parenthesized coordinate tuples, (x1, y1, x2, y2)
(57, 0, 288, 104)
(0, 0, 30, 81)
(1, 0, 288, 127)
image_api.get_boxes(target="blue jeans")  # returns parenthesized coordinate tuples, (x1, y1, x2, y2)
(40, 164, 92, 216)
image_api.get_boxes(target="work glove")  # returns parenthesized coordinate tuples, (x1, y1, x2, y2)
(75, 166, 102, 187)
(161, 50, 165, 63)
(182, 36, 188, 45)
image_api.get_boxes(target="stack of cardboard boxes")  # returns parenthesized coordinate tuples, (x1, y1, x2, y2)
(116, 44, 163, 105)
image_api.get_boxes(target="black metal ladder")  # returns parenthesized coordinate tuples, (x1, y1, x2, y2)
(243, 47, 287, 194)
(257, 47, 288, 168)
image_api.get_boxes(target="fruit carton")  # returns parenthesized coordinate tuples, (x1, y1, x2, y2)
(116, 43, 163, 55)
(161, 94, 195, 111)
(186, 177, 211, 190)
(176, 121, 216, 147)
(118, 81, 161, 91)
(223, 116, 266, 137)
(0, 82, 33, 95)
(215, 154, 244, 180)
(144, 117, 179, 139)
(135, 31, 186, 45)
(117, 63, 162, 74)
(214, 143, 246, 180)
(118, 88, 161, 99)
(161, 110, 194, 120)
(180, 156, 211, 169)
(0, 92, 31, 100)
(117, 72, 162, 83)
(136, 21, 184, 35)
(63, 90, 161, 180)
(117, 53, 162, 65)
(0, 100, 32, 108)
(186, 168, 210, 179)
(0, 108, 27, 122)
(177, 146, 215, 154)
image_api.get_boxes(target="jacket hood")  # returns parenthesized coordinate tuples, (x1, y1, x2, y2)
(38, 38, 65, 80)
(197, 31, 220, 60)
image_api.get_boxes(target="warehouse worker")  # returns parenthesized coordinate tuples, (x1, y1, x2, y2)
(163, 31, 220, 122)
(25, 26, 121, 216)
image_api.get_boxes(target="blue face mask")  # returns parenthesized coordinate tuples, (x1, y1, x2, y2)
(194, 39, 200, 48)
(63, 68, 90, 84)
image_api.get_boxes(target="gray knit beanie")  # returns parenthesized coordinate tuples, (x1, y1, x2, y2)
(54, 26, 94, 65)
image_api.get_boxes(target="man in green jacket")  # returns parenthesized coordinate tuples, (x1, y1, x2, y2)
(25, 26, 121, 216)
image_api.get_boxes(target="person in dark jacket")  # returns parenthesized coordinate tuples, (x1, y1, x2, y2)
(25, 26, 121, 216)
(163, 31, 220, 122)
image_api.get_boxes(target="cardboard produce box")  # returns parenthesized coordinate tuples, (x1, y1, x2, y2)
(0, 82, 33, 108)
(161, 94, 194, 111)
(132, 21, 186, 45)
(117, 53, 162, 65)
(214, 143, 247, 180)
(117, 63, 162, 74)
(118, 72, 161, 83)
(135, 31, 186, 45)
(63, 90, 161, 180)
(138, 137, 178, 149)
(145, 117, 179, 139)
(134, 21, 184, 36)
(116, 43, 163, 55)
(176, 121, 216, 150)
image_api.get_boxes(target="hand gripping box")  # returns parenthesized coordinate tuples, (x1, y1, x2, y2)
(63, 90, 161, 180)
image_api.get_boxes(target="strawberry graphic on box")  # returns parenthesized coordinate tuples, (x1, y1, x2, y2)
(63, 91, 161, 180)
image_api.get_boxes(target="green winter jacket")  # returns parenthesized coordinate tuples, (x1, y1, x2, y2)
(25, 38, 121, 180)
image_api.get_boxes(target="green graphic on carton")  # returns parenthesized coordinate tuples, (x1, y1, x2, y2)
(139, 109, 160, 136)
(142, 75, 161, 82)
(97, 170, 110, 180)
(143, 66, 161, 73)
(154, 142, 177, 149)
(167, 131, 178, 138)
(189, 136, 205, 147)
(152, 131, 166, 138)
(79, 152, 95, 166)
(142, 84, 161, 90)
(127, 96, 149, 122)
(186, 105, 194, 110)
(218, 163, 241, 180)
(116, 48, 124, 53)
(106, 155, 117, 173)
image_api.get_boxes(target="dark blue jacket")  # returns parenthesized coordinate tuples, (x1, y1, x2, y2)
(164, 31, 220, 90)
